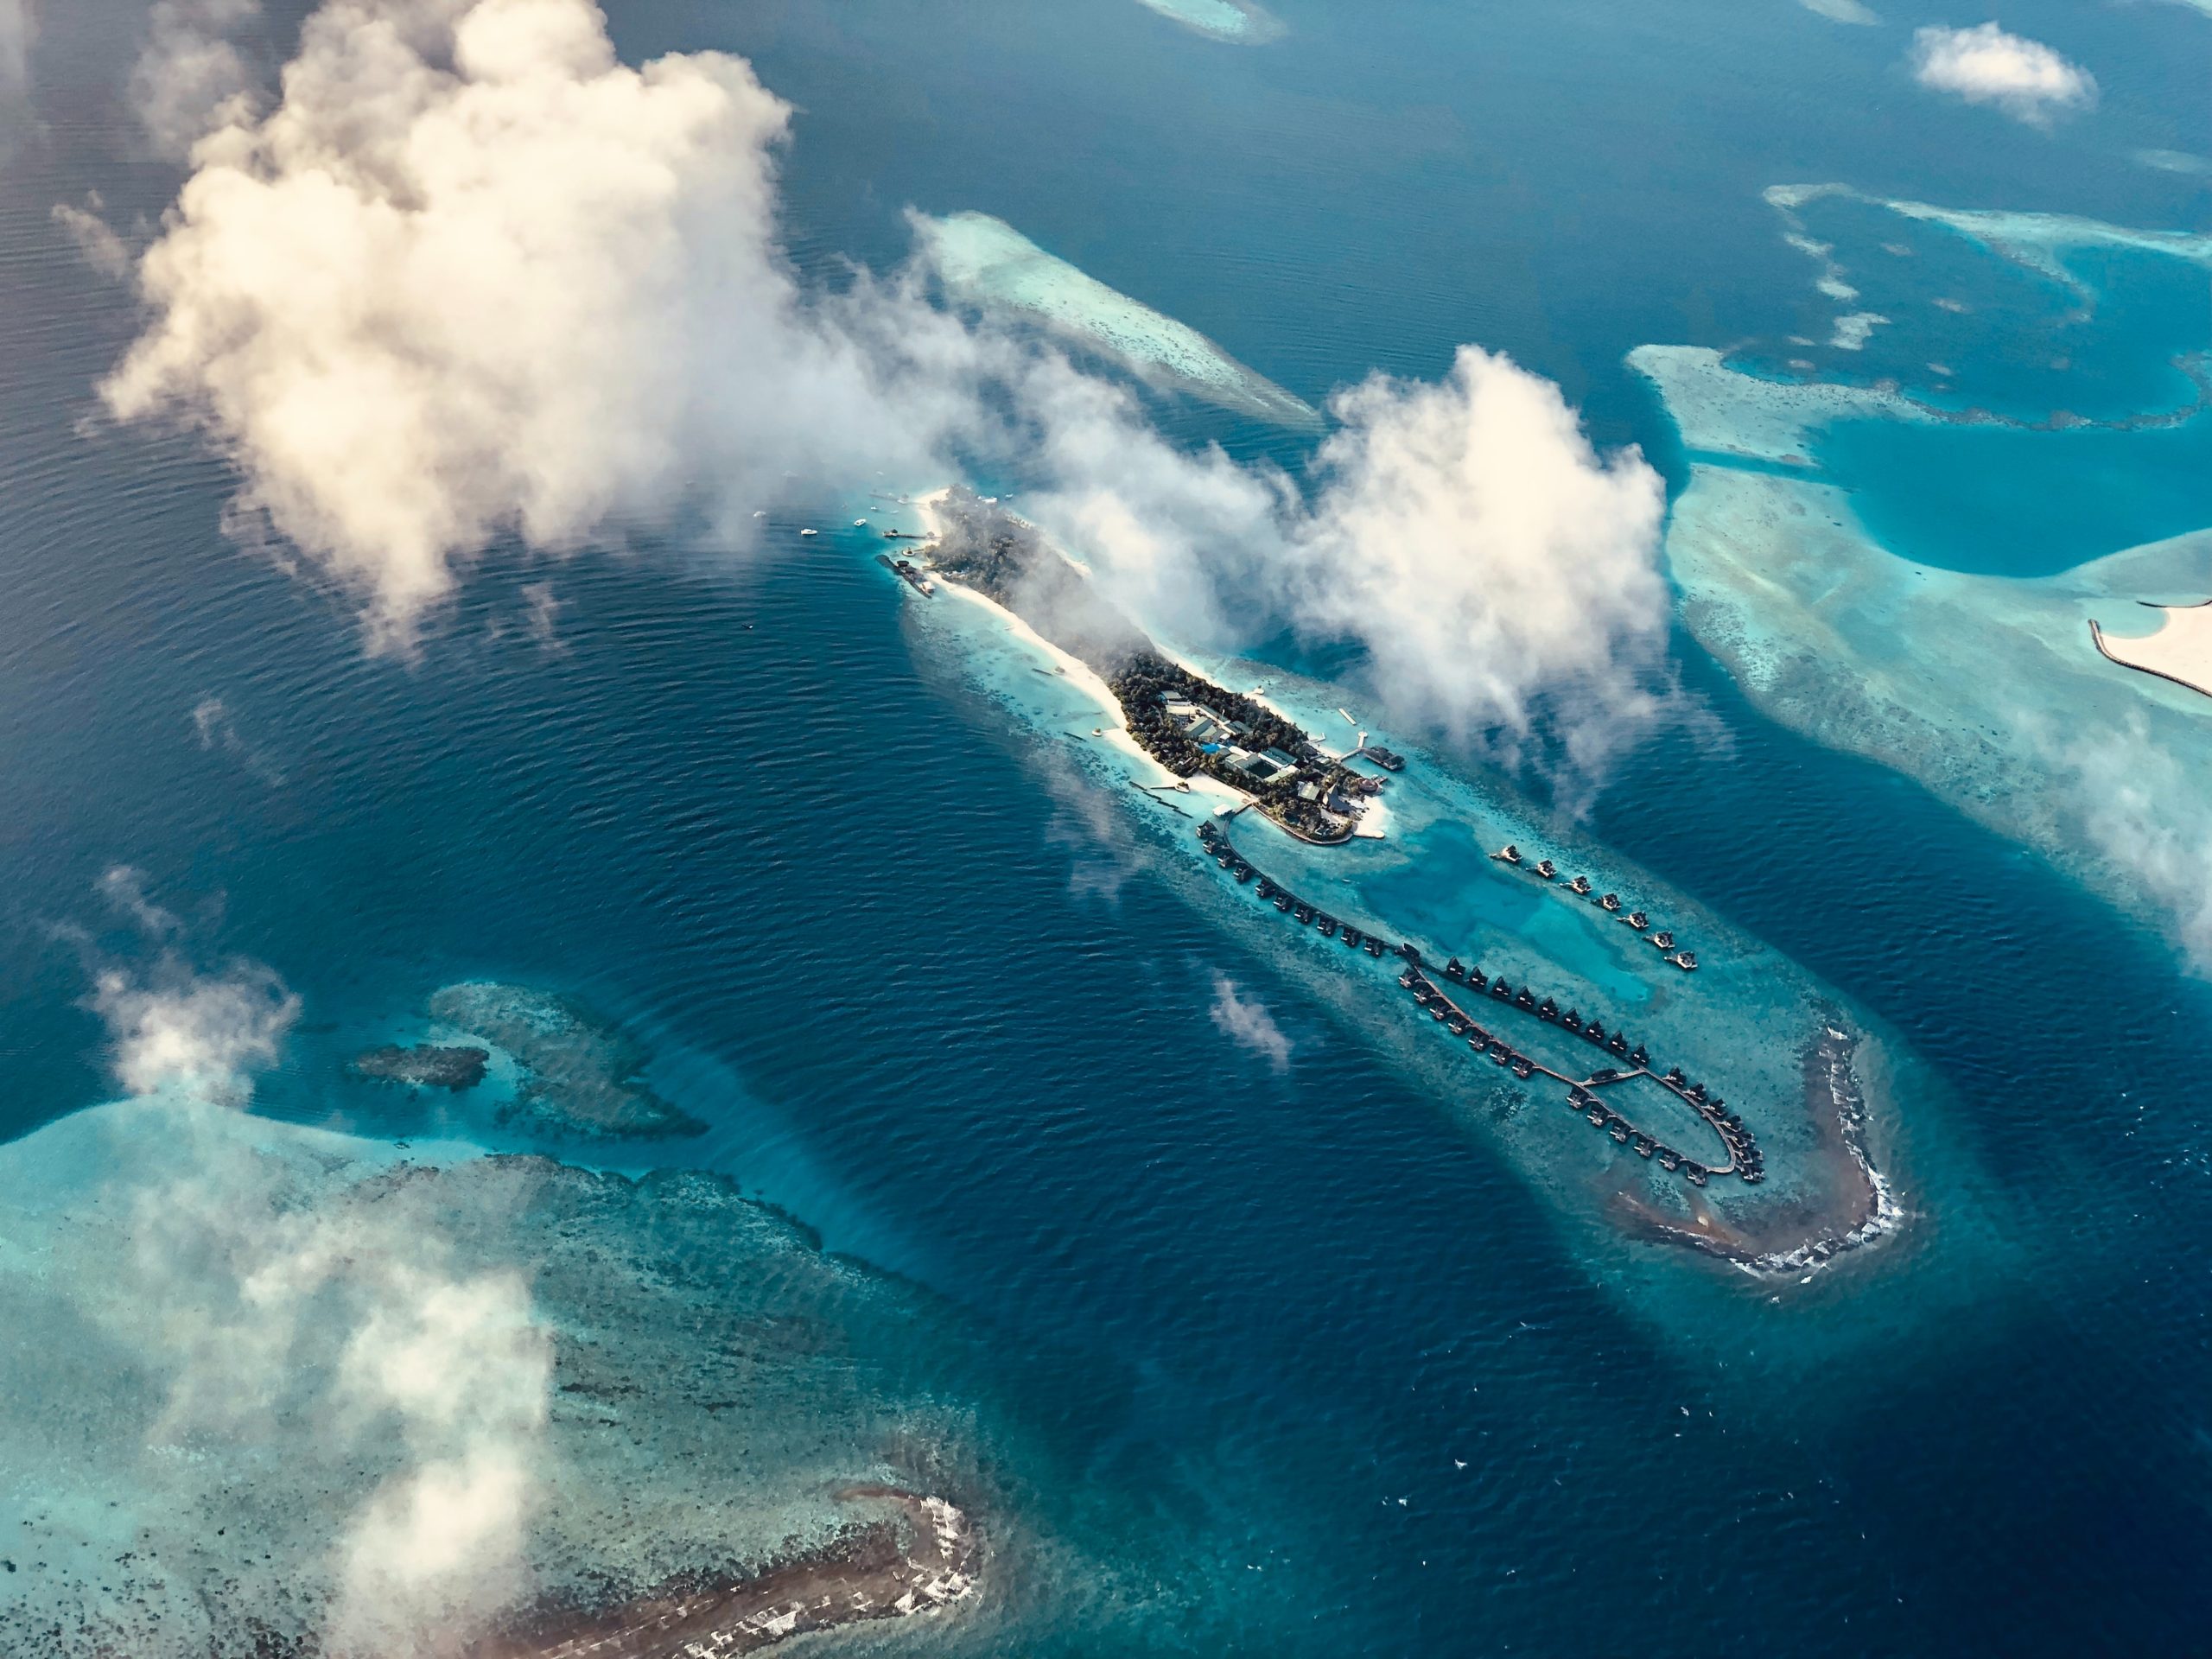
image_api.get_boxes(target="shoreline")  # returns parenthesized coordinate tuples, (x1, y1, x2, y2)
(901, 488, 1391, 842)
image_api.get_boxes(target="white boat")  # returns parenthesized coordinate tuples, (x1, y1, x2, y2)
(799, 527, 817, 537)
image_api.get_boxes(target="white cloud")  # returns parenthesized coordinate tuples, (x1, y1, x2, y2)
(2042, 713, 2212, 970)
(1209, 972, 1293, 1071)
(130, 0, 266, 159)
(1281, 348, 1670, 776)
(52, 197, 132, 280)
(0, 0, 31, 108)
(109, 0, 1677, 787)
(104, 0, 976, 650)
(1799, 0, 1879, 24)
(87, 923, 299, 1106)
(1910, 23, 2097, 125)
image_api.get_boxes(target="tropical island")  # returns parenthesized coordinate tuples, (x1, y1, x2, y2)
(922, 487, 1381, 843)
(346, 1042, 490, 1091)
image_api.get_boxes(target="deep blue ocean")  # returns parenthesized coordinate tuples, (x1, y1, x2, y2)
(6, 0, 2212, 1652)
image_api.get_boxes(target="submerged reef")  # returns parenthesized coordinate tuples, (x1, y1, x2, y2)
(429, 981, 705, 1140)
(1132, 0, 1285, 43)
(918, 212, 1317, 426)
(1633, 334, 2212, 963)
(0, 1101, 988, 1657)
(473, 1489, 976, 1656)
(348, 1042, 491, 1091)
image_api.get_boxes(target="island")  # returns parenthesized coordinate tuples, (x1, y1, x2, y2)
(346, 1042, 490, 1091)
(925, 486, 1381, 843)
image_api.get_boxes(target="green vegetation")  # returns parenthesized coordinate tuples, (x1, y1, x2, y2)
(926, 487, 1376, 843)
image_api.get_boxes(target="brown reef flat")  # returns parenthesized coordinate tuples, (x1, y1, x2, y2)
(473, 1489, 977, 1658)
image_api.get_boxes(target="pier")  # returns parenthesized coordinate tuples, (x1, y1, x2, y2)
(1198, 818, 1763, 1189)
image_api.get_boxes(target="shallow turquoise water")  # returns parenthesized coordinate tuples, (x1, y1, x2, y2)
(3, 0, 2212, 1652)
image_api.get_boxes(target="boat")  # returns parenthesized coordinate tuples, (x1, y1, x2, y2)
(799, 527, 817, 537)
(853, 518, 868, 527)
(1674, 951, 1699, 971)
(1491, 844, 1522, 864)
(1534, 859, 1557, 880)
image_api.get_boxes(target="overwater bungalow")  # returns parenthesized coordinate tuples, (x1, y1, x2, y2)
(1538, 997, 1559, 1020)
(1629, 1044, 1649, 1068)
(1624, 911, 1649, 931)
(1515, 987, 1536, 1009)
(1364, 937, 1384, 957)
(1534, 859, 1557, 880)
(1466, 969, 1489, 990)
(1675, 951, 1699, 971)
(1608, 1033, 1629, 1055)
(1445, 957, 1466, 980)
(1492, 844, 1522, 864)
(1562, 1008, 1583, 1030)
(1599, 893, 1622, 912)
(1491, 979, 1513, 1001)
(1568, 875, 1592, 895)
(1651, 931, 1675, 950)
(1585, 1020, 1606, 1044)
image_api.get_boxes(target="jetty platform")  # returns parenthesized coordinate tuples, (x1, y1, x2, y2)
(1196, 817, 1762, 1188)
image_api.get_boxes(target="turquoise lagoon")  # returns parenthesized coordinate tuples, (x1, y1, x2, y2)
(6, 0, 2212, 1652)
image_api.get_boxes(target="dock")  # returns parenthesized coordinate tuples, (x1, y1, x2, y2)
(1197, 818, 1762, 1189)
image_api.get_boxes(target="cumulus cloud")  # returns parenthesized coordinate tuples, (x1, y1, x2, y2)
(109, 0, 1675, 786)
(85, 868, 299, 1103)
(0, 0, 31, 108)
(1910, 23, 2097, 125)
(1209, 971, 1293, 1071)
(1020, 346, 1673, 782)
(2042, 713, 2212, 969)
(130, 0, 266, 157)
(1284, 348, 1669, 773)
(103, 0, 978, 648)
